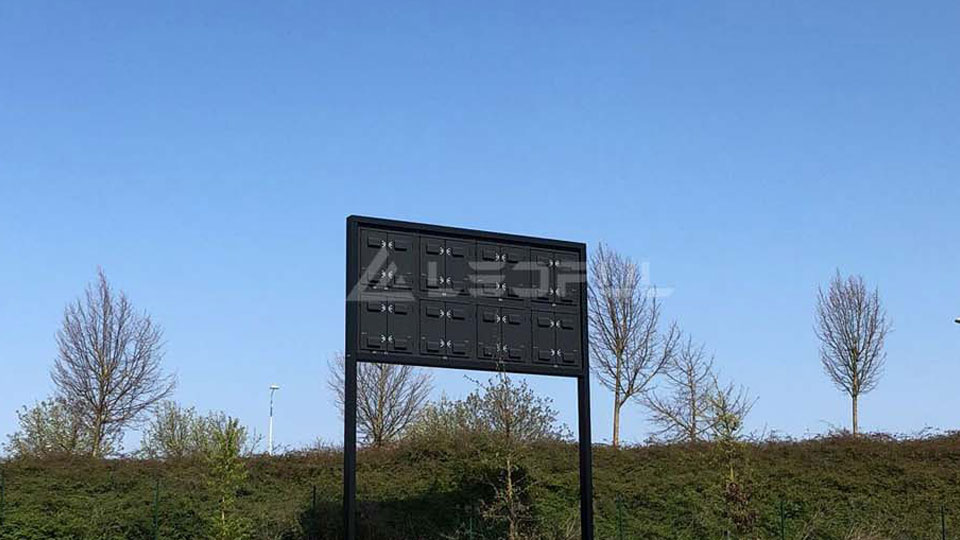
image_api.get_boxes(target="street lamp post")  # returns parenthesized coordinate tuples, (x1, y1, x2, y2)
(269, 384, 280, 455)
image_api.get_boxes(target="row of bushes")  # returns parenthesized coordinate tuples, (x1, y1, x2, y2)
(1, 433, 959, 539)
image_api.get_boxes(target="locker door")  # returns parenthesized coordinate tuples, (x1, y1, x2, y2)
(420, 237, 445, 293)
(359, 229, 390, 290)
(501, 245, 529, 301)
(444, 302, 474, 358)
(445, 239, 475, 297)
(531, 250, 554, 303)
(419, 301, 445, 355)
(500, 307, 530, 363)
(476, 306, 501, 361)
(360, 297, 388, 351)
(554, 250, 581, 306)
(388, 234, 416, 291)
(532, 311, 556, 363)
(387, 300, 416, 353)
(476, 243, 504, 298)
(555, 313, 581, 366)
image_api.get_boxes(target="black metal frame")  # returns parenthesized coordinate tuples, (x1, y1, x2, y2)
(344, 215, 593, 539)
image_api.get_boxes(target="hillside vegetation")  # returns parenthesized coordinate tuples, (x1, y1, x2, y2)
(1, 433, 958, 539)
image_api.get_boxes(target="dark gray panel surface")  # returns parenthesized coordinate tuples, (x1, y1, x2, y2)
(501, 307, 530, 362)
(388, 300, 416, 353)
(351, 216, 585, 377)
(360, 297, 388, 351)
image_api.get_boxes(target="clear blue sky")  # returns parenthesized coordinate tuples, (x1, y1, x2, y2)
(1, 1, 958, 452)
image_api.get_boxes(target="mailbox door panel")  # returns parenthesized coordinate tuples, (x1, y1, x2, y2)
(476, 242, 504, 298)
(360, 297, 388, 351)
(388, 233, 416, 291)
(476, 306, 501, 361)
(387, 300, 416, 353)
(501, 245, 529, 301)
(554, 250, 581, 306)
(419, 236, 445, 293)
(531, 249, 554, 303)
(500, 307, 529, 363)
(532, 311, 556, 363)
(445, 239, 475, 297)
(359, 229, 389, 290)
(419, 301, 445, 355)
(444, 302, 474, 358)
(555, 313, 581, 366)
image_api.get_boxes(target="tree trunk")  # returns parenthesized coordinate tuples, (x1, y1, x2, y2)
(851, 394, 859, 436)
(91, 416, 104, 457)
(612, 395, 621, 449)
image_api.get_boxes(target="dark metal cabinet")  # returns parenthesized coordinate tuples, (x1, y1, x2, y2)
(359, 296, 416, 354)
(532, 311, 555, 362)
(501, 307, 530, 361)
(554, 250, 581, 306)
(419, 300, 475, 358)
(351, 216, 586, 377)
(476, 243, 504, 299)
(531, 249, 581, 306)
(420, 236, 476, 297)
(554, 312, 581, 365)
(477, 306, 501, 360)
(359, 229, 417, 291)
(476, 305, 530, 363)
(360, 297, 388, 350)
(502, 246, 530, 301)
(389, 300, 417, 352)
(531, 250, 554, 303)
(532, 310, 581, 367)
(476, 243, 529, 301)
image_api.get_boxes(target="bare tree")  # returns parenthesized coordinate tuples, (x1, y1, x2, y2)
(643, 337, 716, 443)
(814, 272, 891, 436)
(52, 268, 176, 456)
(588, 243, 680, 447)
(329, 353, 432, 447)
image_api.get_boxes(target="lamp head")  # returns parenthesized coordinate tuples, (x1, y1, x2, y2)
(270, 384, 280, 390)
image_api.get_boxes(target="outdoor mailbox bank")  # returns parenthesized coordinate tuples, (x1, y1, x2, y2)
(343, 215, 594, 539)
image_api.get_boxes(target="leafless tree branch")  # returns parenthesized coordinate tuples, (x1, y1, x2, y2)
(643, 336, 716, 443)
(329, 352, 432, 447)
(51, 268, 176, 456)
(814, 271, 891, 435)
(588, 243, 680, 447)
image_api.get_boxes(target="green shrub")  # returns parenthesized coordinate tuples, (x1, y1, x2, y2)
(0, 433, 958, 539)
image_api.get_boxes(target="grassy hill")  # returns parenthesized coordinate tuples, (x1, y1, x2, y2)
(1, 433, 958, 539)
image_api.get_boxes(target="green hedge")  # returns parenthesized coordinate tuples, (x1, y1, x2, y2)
(1, 434, 958, 539)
